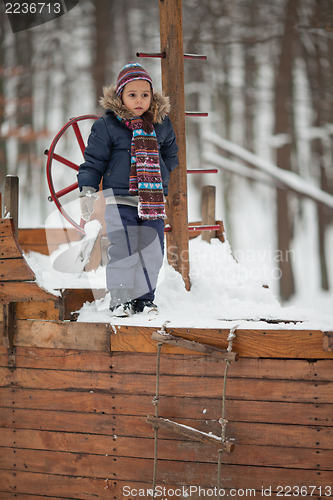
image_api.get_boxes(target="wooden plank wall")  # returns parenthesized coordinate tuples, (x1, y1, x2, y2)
(0, 343, 332, 499)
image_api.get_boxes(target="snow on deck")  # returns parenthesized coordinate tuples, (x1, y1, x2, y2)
(25, 236, 333, 330)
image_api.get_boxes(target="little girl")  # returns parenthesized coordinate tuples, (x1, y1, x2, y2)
(78, 62, 178, 317)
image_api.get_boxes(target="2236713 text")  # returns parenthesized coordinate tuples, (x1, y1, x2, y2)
(5, 2, 61, 14)
(275, 486, 332, 497)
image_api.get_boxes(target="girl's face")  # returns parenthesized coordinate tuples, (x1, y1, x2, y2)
(122, 80, 152, 116)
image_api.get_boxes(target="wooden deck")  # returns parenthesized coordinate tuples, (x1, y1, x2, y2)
(0, 218, 332, 499)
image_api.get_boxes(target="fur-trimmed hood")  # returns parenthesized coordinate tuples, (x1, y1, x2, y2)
(99, 85, 170, 124)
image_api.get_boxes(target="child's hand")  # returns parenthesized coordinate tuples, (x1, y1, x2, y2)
(79, 186, 98, 221)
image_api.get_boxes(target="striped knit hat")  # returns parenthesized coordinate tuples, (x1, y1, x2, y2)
(116, 62, 154, 98)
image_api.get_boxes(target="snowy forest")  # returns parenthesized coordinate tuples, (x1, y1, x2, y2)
(0, 0, 333, 306)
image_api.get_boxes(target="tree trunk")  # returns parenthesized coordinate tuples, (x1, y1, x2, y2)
(92, 0, 112, 108)
(300, 0, 331, 291)
(273, 0, 298, 301)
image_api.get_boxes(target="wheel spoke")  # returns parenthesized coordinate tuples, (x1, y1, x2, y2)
(52, 152, 79, 171)
(71, 121, 86, 156)
(54, 181, 79, 199)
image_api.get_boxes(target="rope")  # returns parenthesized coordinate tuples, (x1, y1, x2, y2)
(151, 341, 162, 499)
(217, 324, 238, 500)
(150, 322, 238, 499)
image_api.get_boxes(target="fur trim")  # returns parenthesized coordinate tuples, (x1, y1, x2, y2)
(99, 85, 170, 124)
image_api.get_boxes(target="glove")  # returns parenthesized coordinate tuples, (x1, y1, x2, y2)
(79, 186, 98, 221)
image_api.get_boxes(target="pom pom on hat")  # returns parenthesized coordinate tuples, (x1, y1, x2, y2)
(116, 62, 154, 98)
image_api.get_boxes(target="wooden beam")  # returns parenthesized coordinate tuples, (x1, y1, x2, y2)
(146, 414, 235, 452)
(159, 0, 190, 290)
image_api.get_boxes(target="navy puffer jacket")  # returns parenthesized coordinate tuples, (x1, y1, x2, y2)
(78, 86, 178, 196)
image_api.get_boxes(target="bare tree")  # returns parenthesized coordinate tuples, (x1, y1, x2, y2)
(272, 0, 299, 301)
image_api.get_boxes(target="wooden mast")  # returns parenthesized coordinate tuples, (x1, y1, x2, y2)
(159, 0, 190, 290)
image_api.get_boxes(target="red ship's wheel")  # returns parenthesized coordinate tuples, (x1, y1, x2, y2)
(45, 115, 99, 233)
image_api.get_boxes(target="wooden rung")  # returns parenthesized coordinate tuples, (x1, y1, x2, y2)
(147, 415, 235, 453)
(152, 331, 238, 362)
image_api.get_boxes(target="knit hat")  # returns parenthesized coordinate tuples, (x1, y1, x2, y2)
(116, 62, 154, 98)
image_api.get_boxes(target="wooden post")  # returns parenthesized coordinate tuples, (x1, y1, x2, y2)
(159, 0, 190, 290)
(3, 175, 19, 233)
(201, 185, 216, 243)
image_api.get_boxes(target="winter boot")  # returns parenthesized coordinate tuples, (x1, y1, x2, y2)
(132, 299, 158, 314)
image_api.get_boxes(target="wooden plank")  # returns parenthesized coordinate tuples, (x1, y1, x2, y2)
(1, 409, 332, 450)
(0, 428, 115, 457)
(0, 258, 35, 281)
(0, 407, 116, 435)
(0, 446, 117, 479)
(1, 388, 332, 426)
(1, 367, 333, 403)
(0, 472, 330, 500)
(111, 325, 333, 359)
(0, 473, 329, 500)
(0, 448, 332, 488)
(12, 320, 111, 351)
(0, 282, 57, 304)
(110, 352, 333, 381)
(0, 346, 112, 371)
(2, 347, 333, 381)
(0, 235, 22, 259)
(15, 300, 60, 320)
(1, 428, 332, 470)
(0, 367, 112, 391)
(109, 373, 333, 403)
(0, 470, 114, 500)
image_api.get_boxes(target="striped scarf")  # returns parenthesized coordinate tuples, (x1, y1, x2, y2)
(122, 116, 166, 220)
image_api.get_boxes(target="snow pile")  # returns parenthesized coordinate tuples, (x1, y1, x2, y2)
(25, 235, 333, 330)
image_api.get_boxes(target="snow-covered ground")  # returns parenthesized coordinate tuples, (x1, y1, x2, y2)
(25, 233, 333, 331)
